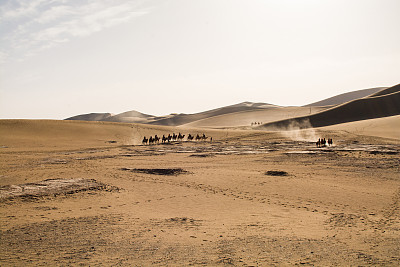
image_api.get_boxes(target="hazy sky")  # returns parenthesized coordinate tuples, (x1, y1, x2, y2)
(1, 0, 399, 119)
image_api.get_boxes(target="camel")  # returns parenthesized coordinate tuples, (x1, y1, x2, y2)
(162, 135, 168, 143)
(149, 136, 154, 145)
(187, 134, 194, 141)
(195, 134, 201, 141)
(154, 135, 160, 144)
(316, 138, 330, 148)
(328, 138, 333, 146)
(177, 133, 185, 141)
(142, 137, 148, 145)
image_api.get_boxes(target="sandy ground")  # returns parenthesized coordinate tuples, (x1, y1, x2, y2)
(0, 120, 399, 266)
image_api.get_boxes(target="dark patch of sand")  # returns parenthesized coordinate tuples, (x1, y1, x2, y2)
(121, 168, 188, 176)
(265, 170, 289, 176)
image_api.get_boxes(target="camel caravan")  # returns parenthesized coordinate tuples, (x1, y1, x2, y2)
(316, 138, 333, 148)
(142, 133, 211, 145)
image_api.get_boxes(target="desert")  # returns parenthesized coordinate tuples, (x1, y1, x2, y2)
(2, 1, 400, 265)
(1, 85, 399, 266)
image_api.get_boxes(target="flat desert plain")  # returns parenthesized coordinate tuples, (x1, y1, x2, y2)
(1, 118, 399, 266)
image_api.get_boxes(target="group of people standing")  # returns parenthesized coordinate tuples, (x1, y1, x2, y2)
(316, 138, 333, 148)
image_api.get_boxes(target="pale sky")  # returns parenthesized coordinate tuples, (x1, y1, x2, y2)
(1, 0, 399, 119)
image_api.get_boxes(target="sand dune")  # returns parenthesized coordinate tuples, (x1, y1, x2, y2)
(65, 102, 276, 126)
(66, 110, 156, 124)
(64, 85, 399, 129)
(147, 102, 276, 126)
(0, 119, 244, 151)
(304, 87, 385, 107)
(367, 83, 400, 97)
(66, 113, 113, 121)
(320, 115, 400, 140)
(0, 120, 170, 150)
(103, 110, 156, 124)
(183, 106, 328, 128)
(260, 84, 400, 130)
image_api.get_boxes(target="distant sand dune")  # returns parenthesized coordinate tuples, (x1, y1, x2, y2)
(65, 102, 276, 126)
(147, 102, 276, 126)
(260, 84, 400, 130)
(183, 106, 328, 128)
(64, 85, 399, 130)
(367, 83, 400, 97)
(103, 110, 155, 123)
(66, 113, 113, 121)
(304, 87, 385, 107)
(66, 110, 155, 124)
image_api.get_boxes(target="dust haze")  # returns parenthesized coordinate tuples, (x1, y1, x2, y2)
(277, 119, 318, 142)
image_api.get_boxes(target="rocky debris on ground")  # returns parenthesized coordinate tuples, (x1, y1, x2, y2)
(0, 178, 118, 202)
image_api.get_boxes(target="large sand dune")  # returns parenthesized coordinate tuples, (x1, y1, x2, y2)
(260, 84, 400, 130)
(304, 87, 385, 107)
(65, 102, 276, 126)
(147, 102, 276, 126)
(65, 85, 399, 130)
(66, 112, 113, 121)
(368, 83, 400, 97)
(66, 110, 156, 124)
(103, 110, 156, 124)
(183, 106, 328, 128)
